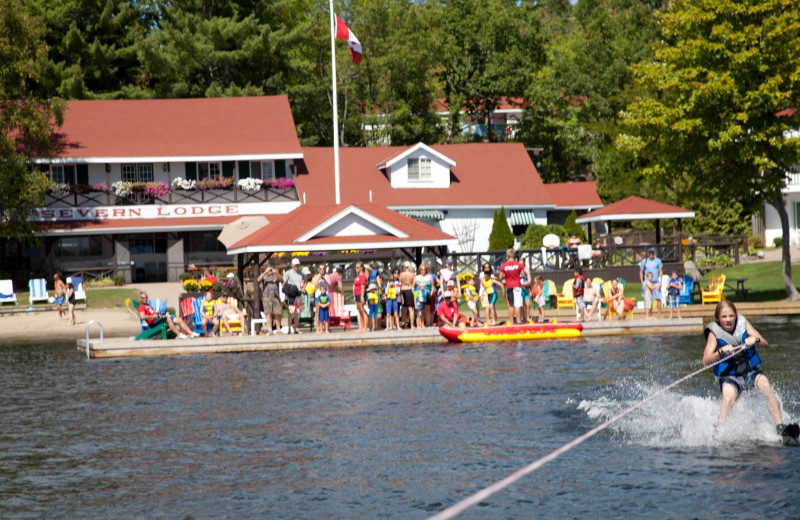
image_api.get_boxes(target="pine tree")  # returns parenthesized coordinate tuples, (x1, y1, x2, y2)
(488, 207, 515, 251)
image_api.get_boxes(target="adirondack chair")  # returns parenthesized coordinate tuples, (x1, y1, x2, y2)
(219, 296, 246, 335)
(544, 280, 558, 309)
(0, 279, 18, 305)
(328, 291, 351, 331)
(128, 298, 171, 340)
(603, 279, 634, 320)
(192, 296, 219, 336)
(557, 279, 575, 309)
(678, 275, 694, 305)
(28, 278, 49, 305)
(180, 297, 196, 330)
(701, 274, 726, 304)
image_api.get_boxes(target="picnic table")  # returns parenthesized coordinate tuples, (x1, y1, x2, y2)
(725, 278, 748, 301)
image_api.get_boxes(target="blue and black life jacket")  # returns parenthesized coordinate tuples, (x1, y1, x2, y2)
(704, 315, 761, 377)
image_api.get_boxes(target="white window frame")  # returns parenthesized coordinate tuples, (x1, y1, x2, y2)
(121, 163, 155, 182)
(408, 157, 432, 182)
(249, 160, 275, 180)
(198, 162, 222, 181)
(50, 165, 76, 184)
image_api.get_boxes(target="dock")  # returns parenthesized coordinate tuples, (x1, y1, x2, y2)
(77, 318, 704, 359)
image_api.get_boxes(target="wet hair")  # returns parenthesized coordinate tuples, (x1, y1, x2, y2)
(714, 300, 738, 324)
(574, 267, 583, 276)
(482, 263, 492, 273)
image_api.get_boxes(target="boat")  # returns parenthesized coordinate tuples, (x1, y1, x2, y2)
(438, 321, 583, 343)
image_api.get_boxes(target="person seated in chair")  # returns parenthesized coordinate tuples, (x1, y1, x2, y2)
(138, 292, 196, 339)
(200, 289, 221, 337)
(217, 292, 246, 336)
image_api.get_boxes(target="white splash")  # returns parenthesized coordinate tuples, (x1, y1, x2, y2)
(577, 381, 790, 448)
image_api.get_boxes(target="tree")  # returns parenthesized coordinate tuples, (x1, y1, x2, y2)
(563, 210, 585, 241)
(0, 0, 64, 240)
(488, 207, 514, 251)
(618, 0, 800, 299)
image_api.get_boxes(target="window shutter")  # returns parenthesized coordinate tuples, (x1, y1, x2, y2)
(76, 164, 89, 185)
(238, 161, 250, 179)
(275, 160, 286, 178)
(185, 162, 197, 180)
(222, 160, 235, 178)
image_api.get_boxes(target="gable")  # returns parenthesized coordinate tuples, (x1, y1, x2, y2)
(295, 205, 409, 242)
(389, 146, 453, 189)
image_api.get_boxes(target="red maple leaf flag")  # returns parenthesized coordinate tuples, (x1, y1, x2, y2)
(334, 14, 362, 64)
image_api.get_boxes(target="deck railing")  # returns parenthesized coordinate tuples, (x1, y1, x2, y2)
(44, 186, 299, 207)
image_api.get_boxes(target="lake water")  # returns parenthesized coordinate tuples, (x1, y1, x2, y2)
(2, 317, 799, 519)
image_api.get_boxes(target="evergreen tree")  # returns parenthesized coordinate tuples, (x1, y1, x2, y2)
(563, 210, 585, 241)
(488, 207, 515, 251)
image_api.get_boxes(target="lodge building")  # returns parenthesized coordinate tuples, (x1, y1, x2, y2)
(11, 96, 602, 283)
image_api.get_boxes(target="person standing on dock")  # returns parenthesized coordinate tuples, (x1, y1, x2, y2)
(639, 247, 663, 319)
(257, 264, 283, 334)
(499, 248, 527, 325)
(284, 258, 305, 334)
(400, 262, 416, 329)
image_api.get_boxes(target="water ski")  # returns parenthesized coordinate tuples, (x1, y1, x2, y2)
(779, 423, 800, 445)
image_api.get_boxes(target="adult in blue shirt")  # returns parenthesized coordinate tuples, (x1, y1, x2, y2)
(639, 247, 663, 318)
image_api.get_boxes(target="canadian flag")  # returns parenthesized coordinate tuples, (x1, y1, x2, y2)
(335, 15, 362, 64)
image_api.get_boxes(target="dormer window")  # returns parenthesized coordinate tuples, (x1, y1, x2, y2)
(408, 157, 432, 181)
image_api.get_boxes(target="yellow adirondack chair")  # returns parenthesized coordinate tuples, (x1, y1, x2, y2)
(219, 296, 247, 334)
(701, 274, 726, 305)
(557, 278, 575, 309)
(603, 279, 633, 320)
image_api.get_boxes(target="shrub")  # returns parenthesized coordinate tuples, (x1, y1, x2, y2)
(748, 235, 764, 249)
(773, 237, 782, 248)
(520, 223, 568, 249)
(183, 279, 200, 292)
(178, 271, 192, 281)
(488, 207, 515, 251)
(696, 255, 734, 268)
(564, 210, 585, 241)
(85, 276, 115, 288)
(112, 275, 125, 286)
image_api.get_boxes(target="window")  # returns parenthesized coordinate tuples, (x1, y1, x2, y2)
(198, 162, 222, 181)
(794, 202, 800, 231)
(51, 165, 76, 184)
(130, 236, 167, 255)
(52, 236, 103, 257)
(121, 163, 155, 182)
(183, 232, 226, 253)
(408, 157, 432, 181)
(249, 160, 275, 180)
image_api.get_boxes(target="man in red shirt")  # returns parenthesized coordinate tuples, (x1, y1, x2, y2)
(499, 248, 529, 324)
(436, 291, 461, 326)
(137, 292, 196, 339)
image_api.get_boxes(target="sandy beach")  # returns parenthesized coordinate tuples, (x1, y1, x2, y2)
(0, 307, 142, 343)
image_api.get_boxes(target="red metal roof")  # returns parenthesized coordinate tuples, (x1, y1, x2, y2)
(45, 96, 302, 159)
(229, 204, 455, 252)
(544, 181, 603, 209)
(295, 143, 555, 207)
(576, 196, 694, 223)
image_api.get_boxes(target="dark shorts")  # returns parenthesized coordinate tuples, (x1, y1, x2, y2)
(355, 295, 363, 303)
(401, 289, 415, 308)
(720, 369, 763, 394)
(318, 308, 330, 323)
(147, 317, 166, 328)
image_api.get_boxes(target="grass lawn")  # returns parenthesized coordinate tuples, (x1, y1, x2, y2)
(623, 260, 800, 303)
(13, 287, 140, 309)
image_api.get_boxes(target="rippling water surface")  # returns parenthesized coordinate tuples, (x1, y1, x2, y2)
(2, 317, 800, 519)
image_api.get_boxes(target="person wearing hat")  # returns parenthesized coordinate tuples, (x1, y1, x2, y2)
(436, 290, 462, 326)
(284, 258, 305, 333)
(366, 281, 381, 331)
(639, 247, 663, 319)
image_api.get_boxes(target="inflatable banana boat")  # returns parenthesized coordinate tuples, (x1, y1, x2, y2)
(438, 321, 583, 343)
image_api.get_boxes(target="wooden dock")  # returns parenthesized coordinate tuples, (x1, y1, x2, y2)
(77, 318, 705, 359)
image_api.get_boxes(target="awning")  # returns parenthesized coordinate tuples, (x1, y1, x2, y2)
(508, 210, 536, 226)
(399, 209, 446, 221)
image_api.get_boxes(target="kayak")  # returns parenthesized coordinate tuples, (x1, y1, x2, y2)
(439, 321, 583, 343)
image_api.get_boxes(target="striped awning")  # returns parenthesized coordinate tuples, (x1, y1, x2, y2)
(508, 210, 536, 226)
(399, 209, 446, 221)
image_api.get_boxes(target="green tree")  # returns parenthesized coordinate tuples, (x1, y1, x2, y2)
(0, 0, 64, 239)
(520, 223, 567, 250)
(618, 0, 800, 298)
(488, 207, 515, 251)
(563, 210, 585, 241)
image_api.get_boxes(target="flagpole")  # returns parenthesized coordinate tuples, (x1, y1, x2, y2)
(329, 0, 341, 205)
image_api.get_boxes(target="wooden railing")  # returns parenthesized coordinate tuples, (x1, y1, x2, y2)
(44, 187, 299, 207)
